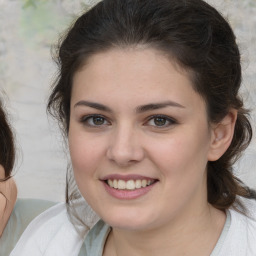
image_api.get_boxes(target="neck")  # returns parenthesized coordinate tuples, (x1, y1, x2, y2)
(104, 204, 226, 256)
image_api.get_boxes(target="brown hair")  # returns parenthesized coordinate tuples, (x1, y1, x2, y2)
(48, 0, 255, 211)
(0, 98, 15, 179)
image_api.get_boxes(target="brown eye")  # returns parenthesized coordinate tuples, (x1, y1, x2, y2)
(146, 115, 176, 128)
(154, 117, 167, 126)
(81, 115, 109, 127)
(92, 116, 105, 125)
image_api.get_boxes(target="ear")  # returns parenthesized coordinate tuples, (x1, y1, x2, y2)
(0, 164, 17, 236)
(208, 109, 237, 161)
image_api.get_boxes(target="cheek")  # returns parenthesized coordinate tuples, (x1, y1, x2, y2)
(149, 133, 210, 211)
(68, 128, 99, 177)
(69, 141, 99, 176)
(68, 136, 100, 202)
(68, 129, 110, 191)
(150, 129, 211, 179)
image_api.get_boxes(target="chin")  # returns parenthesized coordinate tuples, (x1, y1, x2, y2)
(100, 209, 156, 231)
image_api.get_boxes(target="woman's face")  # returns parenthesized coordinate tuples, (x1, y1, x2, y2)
(69, 48, 215, 231)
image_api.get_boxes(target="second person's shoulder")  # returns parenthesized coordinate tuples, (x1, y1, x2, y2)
(10, 202, 85, 256)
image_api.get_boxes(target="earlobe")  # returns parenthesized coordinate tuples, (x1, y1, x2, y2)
(208, 109, 237, 161)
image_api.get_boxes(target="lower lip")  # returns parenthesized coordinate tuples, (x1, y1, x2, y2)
(102, 181, 156, 200)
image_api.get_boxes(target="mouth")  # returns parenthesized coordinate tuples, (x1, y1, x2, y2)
(105, 179, 156, 190)
(101, 175, 159, 199)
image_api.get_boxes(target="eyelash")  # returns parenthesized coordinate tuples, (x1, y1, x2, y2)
(80, 114, 177, 128)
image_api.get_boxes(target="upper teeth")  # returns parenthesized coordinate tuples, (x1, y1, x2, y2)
(107, 179, 153, 190)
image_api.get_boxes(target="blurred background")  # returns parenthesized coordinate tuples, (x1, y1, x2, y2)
(0, 0, 255, 202)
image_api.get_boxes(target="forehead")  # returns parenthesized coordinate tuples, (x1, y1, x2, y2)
(78, 46, 190, 76)
(74, 48, 190, 87)
(71, 48, 204, 111)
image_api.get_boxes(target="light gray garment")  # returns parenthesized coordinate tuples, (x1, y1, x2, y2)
(10, 199, 256, 256)
(0, 198, 55, 256)
(78, 217, 230, 256)
(79, 220, 110, 256)
(80, 204, 256, 256)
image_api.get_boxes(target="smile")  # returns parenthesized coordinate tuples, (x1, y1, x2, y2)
(107, 179, 155, 190)
(102, 175, 158, 199)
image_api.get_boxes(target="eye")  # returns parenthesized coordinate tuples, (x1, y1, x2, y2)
(81, 115, 110, 127)
(146, 115, 176, 128)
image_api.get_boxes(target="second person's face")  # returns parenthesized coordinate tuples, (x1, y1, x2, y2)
(68, 47, 214, 232)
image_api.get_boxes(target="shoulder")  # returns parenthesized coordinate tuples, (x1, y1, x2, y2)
(10, 202, 84, 256)
(0, 198, 56, 256)
(14, 198, 56, 222)
(220, 199, 256, 255)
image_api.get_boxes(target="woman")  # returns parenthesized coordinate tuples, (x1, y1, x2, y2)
(11, 0, 256, 255)
(0, 97, 56, 256)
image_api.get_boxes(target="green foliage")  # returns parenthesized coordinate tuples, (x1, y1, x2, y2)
(249, 0, 256, 7)
(20, 0, 69, 49)
(22, 0, 39, 9)
(22, 0, 52, 9)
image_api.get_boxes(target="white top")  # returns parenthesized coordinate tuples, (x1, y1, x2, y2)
(10, 199, 256, 256)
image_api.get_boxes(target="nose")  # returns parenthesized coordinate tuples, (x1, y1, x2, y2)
(106, 125, 145, 166)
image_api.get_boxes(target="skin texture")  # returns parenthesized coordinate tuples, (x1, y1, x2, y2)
(0, 165, 17, 236)
(68, 48, 237, 256)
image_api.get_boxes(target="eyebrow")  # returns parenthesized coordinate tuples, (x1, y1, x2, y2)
(136, 101, 185, 113)
(74, 100, 185, 113)
(74, 101, 112, 112)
